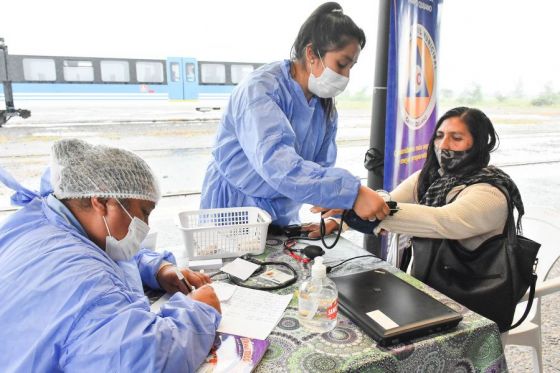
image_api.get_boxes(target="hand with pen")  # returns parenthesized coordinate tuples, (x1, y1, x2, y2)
(156, 264, 221, 313)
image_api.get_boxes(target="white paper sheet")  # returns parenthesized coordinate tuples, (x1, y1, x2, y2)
(217, 287, 293, 340)
(220, 258, 260, 281)
(210, 281, 237, 302)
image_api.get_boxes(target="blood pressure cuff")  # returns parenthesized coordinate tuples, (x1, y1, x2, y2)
(342, 201, 398, 235)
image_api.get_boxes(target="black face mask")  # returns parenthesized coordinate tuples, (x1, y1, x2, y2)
(435, 148, 471, 173)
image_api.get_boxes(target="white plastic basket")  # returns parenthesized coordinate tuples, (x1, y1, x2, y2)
(177, 207, 272, 260)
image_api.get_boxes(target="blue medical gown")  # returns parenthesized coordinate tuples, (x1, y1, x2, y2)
(201, 60, 360, 226)
(0, 170, 221, 372)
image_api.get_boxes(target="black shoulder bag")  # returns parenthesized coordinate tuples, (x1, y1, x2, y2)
(410, 191, 540, 332)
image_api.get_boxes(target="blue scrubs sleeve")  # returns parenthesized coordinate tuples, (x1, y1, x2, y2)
(237, 97, 360, 209)
(135, 249, 177, 290)
(60, 291, 221, 373)
(314, 111, 338, 167)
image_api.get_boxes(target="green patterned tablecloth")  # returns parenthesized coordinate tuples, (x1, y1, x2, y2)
(242, 236, 507, 373)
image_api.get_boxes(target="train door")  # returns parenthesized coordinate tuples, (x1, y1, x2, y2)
(167, 57, 184, 99)
(166, 57, 198, 100)
(182, 58, 198, 99)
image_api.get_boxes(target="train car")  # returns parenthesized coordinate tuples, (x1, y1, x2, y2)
(0, 52, 263, 101)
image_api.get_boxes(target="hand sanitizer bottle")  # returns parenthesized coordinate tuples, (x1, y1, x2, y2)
(297, 256, 338, 332)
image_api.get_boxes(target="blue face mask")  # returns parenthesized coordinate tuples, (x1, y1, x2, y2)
(102, 199, 150, 261)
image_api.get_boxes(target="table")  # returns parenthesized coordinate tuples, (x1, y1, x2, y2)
(240, 236, 508, 373)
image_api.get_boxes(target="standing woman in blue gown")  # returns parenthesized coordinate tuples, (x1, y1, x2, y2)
(201, 2, 389, 232)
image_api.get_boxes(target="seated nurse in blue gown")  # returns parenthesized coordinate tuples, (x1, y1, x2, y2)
(201, 2, 390, 235)
(0, 139, 221, 372)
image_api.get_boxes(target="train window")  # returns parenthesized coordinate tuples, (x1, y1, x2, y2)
(136, 61, 164, 83)
(100, 60, 130, 82)
(63, 60, 94, 82)
(185, 63, 196, 82)
(170, 63, 180, 82)
(200, 63, 226, 84)
(22, 58, 56, 81)
(231, 64, 254, 84)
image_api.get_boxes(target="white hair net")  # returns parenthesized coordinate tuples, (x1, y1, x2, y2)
(50, 139, 161, 203)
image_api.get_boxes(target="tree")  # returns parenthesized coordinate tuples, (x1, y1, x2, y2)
(459, 83, 483, 104)
(512, 78, 525, 99)
(494, 91, 507, 102)
(531, 82, 557, 106)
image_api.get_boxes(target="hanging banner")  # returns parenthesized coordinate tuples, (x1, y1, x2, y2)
(383, 0, 442, 191)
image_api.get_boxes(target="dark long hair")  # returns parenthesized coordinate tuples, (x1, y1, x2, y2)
(416, 107, 500, 200)
(291, 2, 366, 121)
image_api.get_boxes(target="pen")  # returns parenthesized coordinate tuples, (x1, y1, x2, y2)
(174, 267, 195, 294)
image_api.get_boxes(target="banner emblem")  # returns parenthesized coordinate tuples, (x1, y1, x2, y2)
(400, 24, 437, 130)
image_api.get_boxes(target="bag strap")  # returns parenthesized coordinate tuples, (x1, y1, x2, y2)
(507, 271, 537, 331)
(440, 182, 537, 331)
(485, 185, 537, 331)
(496, 185, 520, 245)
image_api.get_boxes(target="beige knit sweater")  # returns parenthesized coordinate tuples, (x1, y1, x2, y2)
(376, 171, 508, 250)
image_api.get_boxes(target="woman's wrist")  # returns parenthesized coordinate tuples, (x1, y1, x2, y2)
(376, 189, 392, 202)
(326, 217, 341, 231)
(156, 261, 175, 282)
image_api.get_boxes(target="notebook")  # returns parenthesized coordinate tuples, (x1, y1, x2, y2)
(331, 268, 462, 346)
(196, 333, 269, 373)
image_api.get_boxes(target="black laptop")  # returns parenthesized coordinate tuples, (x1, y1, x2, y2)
(331, 268, 462, 346)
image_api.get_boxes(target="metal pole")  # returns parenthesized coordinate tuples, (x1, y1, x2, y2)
(3, 82, 15, 112)
(364, 0, 391, 256)
(0, 38, 30, 126)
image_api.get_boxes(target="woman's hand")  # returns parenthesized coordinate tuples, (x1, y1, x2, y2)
(157, 265, 212, 295)
(301, 219, 340, 238)
(309, 206, 344, 219)
(353, 185, 390, 221)
(190, 285, 221, 314)
(183, 268, 212, 288)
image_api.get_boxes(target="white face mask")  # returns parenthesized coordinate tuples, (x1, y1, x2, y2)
(308, 52, 349, 98)
(102, 199, 150, 261)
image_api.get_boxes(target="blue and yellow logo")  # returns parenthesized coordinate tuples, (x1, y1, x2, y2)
(399, 24, 437, 129)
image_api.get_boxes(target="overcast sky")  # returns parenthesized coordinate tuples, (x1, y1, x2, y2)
(2, 0, 559, 96)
